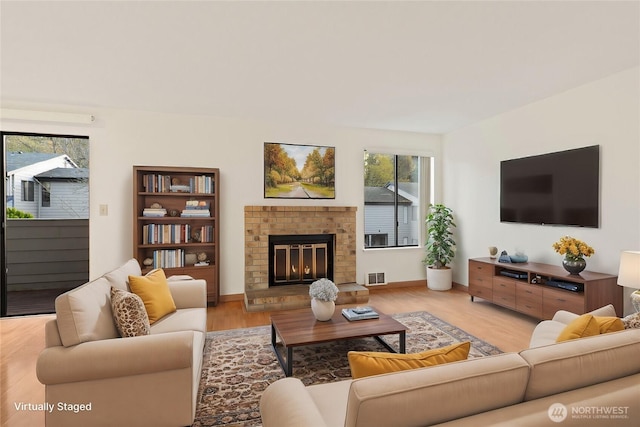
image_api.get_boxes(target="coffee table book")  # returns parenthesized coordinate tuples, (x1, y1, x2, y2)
(342, 307, 380, 321)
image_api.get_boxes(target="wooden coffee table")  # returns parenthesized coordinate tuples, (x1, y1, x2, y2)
(270, 307, 407, 377)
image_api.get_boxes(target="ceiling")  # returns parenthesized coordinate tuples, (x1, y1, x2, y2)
(1, 1, 638, 134)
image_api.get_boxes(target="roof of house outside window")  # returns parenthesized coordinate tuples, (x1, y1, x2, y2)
(6, 152, 62, 172)
(364, 186, 412, 205)
(35, 167, 89, 181)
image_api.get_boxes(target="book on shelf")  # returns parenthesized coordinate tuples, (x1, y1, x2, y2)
(142, 208, 167, 217)
(143, 174, 172, 193)
(181, 200, 211, 217)
(181, 210, 210, 217)
(170, 184, 191, 193)
(142, 174, 215, 194)
(143, 224, 191, 244)
(185, 200, 210, 209)
(189, 175, 215, 194)
(195, 225, 214, 243)
(151, 249, 185, 268)
(341, 307, 379, 321)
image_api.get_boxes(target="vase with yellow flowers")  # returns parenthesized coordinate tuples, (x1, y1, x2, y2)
(552, 236, 595, 275)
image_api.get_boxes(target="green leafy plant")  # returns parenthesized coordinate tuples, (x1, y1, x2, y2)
(423, 204, 456, 269)
(6, 207, 34, 218)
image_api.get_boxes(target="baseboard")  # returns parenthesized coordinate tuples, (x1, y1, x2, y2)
(452, 282, 467, 291)
(366, 279, 423, 291)
(219, 293, 245, 303)
(367, 280, 467, 292)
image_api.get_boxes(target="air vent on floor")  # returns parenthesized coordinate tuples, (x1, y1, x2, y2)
(365, 272, 387, 286)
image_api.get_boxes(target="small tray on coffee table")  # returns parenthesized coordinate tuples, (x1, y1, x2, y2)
(270, 307, 406, 377)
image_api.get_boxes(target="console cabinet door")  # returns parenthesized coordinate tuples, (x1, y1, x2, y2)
(468, 261, 493, 301)
(492, 277, 516, 309)
(542, 287, 584, 319)
(516, 282, 543, 319)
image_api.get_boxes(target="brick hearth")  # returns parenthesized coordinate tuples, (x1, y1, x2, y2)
(244, 205, 367, 311)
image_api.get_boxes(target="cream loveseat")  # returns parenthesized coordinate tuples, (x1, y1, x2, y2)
(261, 305, 640, 427)
(36, 259, 207, 427)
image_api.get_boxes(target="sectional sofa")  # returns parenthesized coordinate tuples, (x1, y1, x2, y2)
(261, 305, 640, 427)
(36, 259, 207, 427)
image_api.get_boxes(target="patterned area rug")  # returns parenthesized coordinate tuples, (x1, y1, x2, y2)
(192, 311, 502, 427)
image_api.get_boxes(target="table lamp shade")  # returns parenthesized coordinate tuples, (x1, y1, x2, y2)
(618, 251, 640, 289)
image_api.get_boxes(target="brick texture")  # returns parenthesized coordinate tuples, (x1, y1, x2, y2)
(244, 206, 357, 291)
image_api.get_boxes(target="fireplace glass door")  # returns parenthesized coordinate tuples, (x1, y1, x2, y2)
(273, 243, 327, 285)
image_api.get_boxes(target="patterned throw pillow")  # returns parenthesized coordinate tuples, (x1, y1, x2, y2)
(110, 287, 151, 337)
(622, 312, 640, 329)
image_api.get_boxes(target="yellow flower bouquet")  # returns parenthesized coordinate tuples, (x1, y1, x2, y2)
(552, 236, 595, 261)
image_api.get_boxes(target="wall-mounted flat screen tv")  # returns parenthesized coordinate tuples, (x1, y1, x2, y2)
(500, 145, 599, 228)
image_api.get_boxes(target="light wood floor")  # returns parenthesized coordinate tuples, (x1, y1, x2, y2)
(0, 286, 538, 427)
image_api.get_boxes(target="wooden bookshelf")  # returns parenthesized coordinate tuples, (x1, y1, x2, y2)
(133, 166, 220, 305)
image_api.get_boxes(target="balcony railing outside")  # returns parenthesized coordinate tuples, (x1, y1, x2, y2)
(4, 219, 88, 316)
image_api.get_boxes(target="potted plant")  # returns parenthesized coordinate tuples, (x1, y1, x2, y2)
(423, 204, 456, 290)
(309, 278, 339, 321)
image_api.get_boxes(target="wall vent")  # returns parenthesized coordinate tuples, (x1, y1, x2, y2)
(365, 272, 386, 286)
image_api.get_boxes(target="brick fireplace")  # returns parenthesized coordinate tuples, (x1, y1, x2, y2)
(244, 206, 357, 291)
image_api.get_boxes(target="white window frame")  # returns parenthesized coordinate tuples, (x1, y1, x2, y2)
(363, 149, 432, 250)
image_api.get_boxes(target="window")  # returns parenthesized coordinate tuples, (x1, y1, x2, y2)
(41, 182, 51, 207)
(364, 152, 430, 248)
(21, 180, 34, 201)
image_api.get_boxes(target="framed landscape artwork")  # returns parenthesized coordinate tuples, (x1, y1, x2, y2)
(264, 142, 335, 199)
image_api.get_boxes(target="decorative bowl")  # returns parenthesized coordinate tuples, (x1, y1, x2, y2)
(510, 254, 528, 263)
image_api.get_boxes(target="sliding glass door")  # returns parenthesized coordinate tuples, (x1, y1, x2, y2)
(2, 132, 90, 316)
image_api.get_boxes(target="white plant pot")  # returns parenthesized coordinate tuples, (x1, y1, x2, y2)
(426, 266, 452, 291)
(311, 298, 335, 321)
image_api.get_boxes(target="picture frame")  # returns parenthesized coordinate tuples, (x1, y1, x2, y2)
(264, 142, 335, 199)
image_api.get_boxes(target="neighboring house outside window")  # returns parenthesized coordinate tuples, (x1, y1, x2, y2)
(365, 233, 388, 248)
(7, 152, 89, 218)
(21, 180, 34, 201)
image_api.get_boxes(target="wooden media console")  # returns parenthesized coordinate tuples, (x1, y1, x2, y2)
(468, 258, 623, 319)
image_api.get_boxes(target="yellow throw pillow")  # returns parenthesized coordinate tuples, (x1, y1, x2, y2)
(556, 314, 600, 342)
(594, 316, 625, 334)
(128, 269, 176, 324)
(348, 341, 471, 379)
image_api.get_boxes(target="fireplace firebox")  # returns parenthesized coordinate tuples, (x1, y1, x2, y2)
(268, 234, 335, 286)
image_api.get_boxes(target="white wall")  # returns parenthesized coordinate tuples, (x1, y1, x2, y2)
(443, 67, 640, 314)
(2, 110, 441, 296)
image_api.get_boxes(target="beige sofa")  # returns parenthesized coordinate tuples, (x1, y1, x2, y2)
(261, 306, 640, 427)
(36, 259, 207, 427)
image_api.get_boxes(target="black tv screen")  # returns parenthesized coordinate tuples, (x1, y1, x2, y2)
(500, 145, 599, 227)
